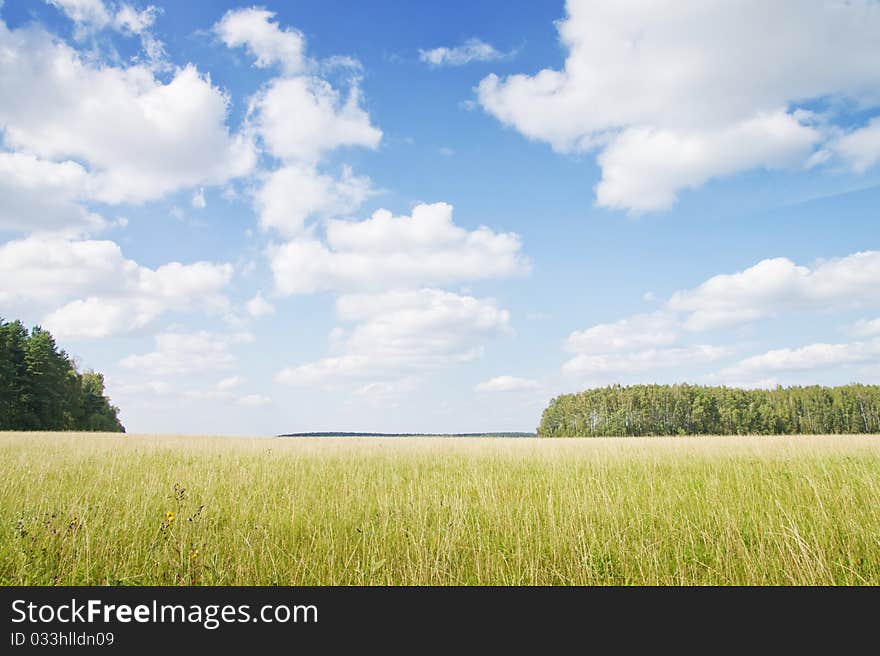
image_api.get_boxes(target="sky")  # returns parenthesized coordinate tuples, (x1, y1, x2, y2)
(1, 0, 879, 435)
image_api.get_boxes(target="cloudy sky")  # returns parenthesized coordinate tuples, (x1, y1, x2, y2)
(1, 0, 879, 435)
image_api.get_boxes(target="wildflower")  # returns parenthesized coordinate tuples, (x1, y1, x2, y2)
(172, 483, 187, 502)
(189, 549, 199, 560)
(165, 511, 175, 525)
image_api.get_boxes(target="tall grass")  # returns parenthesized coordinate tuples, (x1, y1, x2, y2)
(1, 432, 878, 585)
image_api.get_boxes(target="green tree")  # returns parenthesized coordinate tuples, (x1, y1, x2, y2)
(0, 319, 124, 432)
(538, 383, 880, 437)
(0, 319, 29, 428)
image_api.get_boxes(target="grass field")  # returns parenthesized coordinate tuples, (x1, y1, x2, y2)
(2, 432, 879, 585)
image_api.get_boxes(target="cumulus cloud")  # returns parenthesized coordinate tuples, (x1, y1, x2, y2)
(245, 293, 275, 318)
(833, 117, 880, 173)
(216, 376, 245, 392)
(47, 0, 112, 32)
(47, 0, 159, 36)
(175, 376, 242, 401)
(353, 380, 414, 405)
(135, 374, 271, 408)
(475, 376, 540, 392)
(215, 7, 306, 74)
(595, 112, 819, 212)
(566, 311, 679, 354)
(419, 38, 505, 67)
(562, 345, 729, 377)
(721, 339, 880, 378)
(0, 19, 255, 208)
(120, 331, 252, 377)
(269, 202, 528, 294)
(191, 188, 206, 209)
(561, 247, 880, 385)
(255, 164, 373, 236)
(277, 289, 511, 385)
(249, 75, 381, 164)
(236, 394, 272, 406)
(477, 0, 880, 211)
(0, 236, 233, 338)
(851, 318, 880, 338)
(0, 153, 104, 234)
(209, 9, 525, 401)
(214, 9, 381, 238)
(561, 311, 727, 381)
(112, 3, 160, 35)
(668, 251, 880, 331)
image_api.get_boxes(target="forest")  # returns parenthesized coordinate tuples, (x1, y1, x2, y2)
(0, 319, 124, 432)
(537, 383, 880, 437)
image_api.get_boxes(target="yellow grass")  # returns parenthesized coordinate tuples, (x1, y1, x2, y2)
(2, 432, 879, 585)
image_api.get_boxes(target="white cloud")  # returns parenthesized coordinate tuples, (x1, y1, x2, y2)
(245, 293, 275, 318)
(354, 380, 413, 404)
(0, 236, 233, 338)
(562, 345, 729, 376)
(721, 339, 880, 378)
(277, 289, 511, 385)
(236, 394, 271, 406)
(191, 188, 206, 209)
(668, 252, 880, 331)
(716, 377, 781, 391)
(270, 202, 528, 294)
(560, 247, 880, 386)
(0, 238, 131, 304)
(477, 0, 880, 211)
(595, 112, 819, 212)
(475, 376, 540, 392)
(833, 117, 880, 173)
(120, 331, 252, 376)
(249, 75, 381, 164)
(47, 0, 159, 35)
(851, 318, 880, 338)
(561, 247, 880, 380)
(562, 310, 724, 382)
(141, 374, 273, 407)
(47, 0, 111, 31)
(0, 19, 255, 206)
(43, 298, 146, 339)
(255, 164, 373, 236)
(215, 7, 306, 74)
(216, 376, 245, 392)
(111, 378, 175, 398)
(113, 4, 160, 35)
(566, 311, 679, 354)
(0, 152, 104, 234)
(419, 39, 505, 67)
(226, 14, 381, 240)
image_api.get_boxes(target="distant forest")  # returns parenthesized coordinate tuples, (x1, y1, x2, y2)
(538, 383, 880, 437)
(280, 432, 536, 437)
(0, 319, 124, 432)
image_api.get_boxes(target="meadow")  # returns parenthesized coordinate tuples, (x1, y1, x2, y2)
(1, 432, 879, 585)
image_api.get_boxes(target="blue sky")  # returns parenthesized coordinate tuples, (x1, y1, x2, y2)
(1, 0, 879, 435)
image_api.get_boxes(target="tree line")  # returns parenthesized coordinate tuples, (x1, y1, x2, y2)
(0, 319, 124, 432)
(537, 383, 880, 437)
